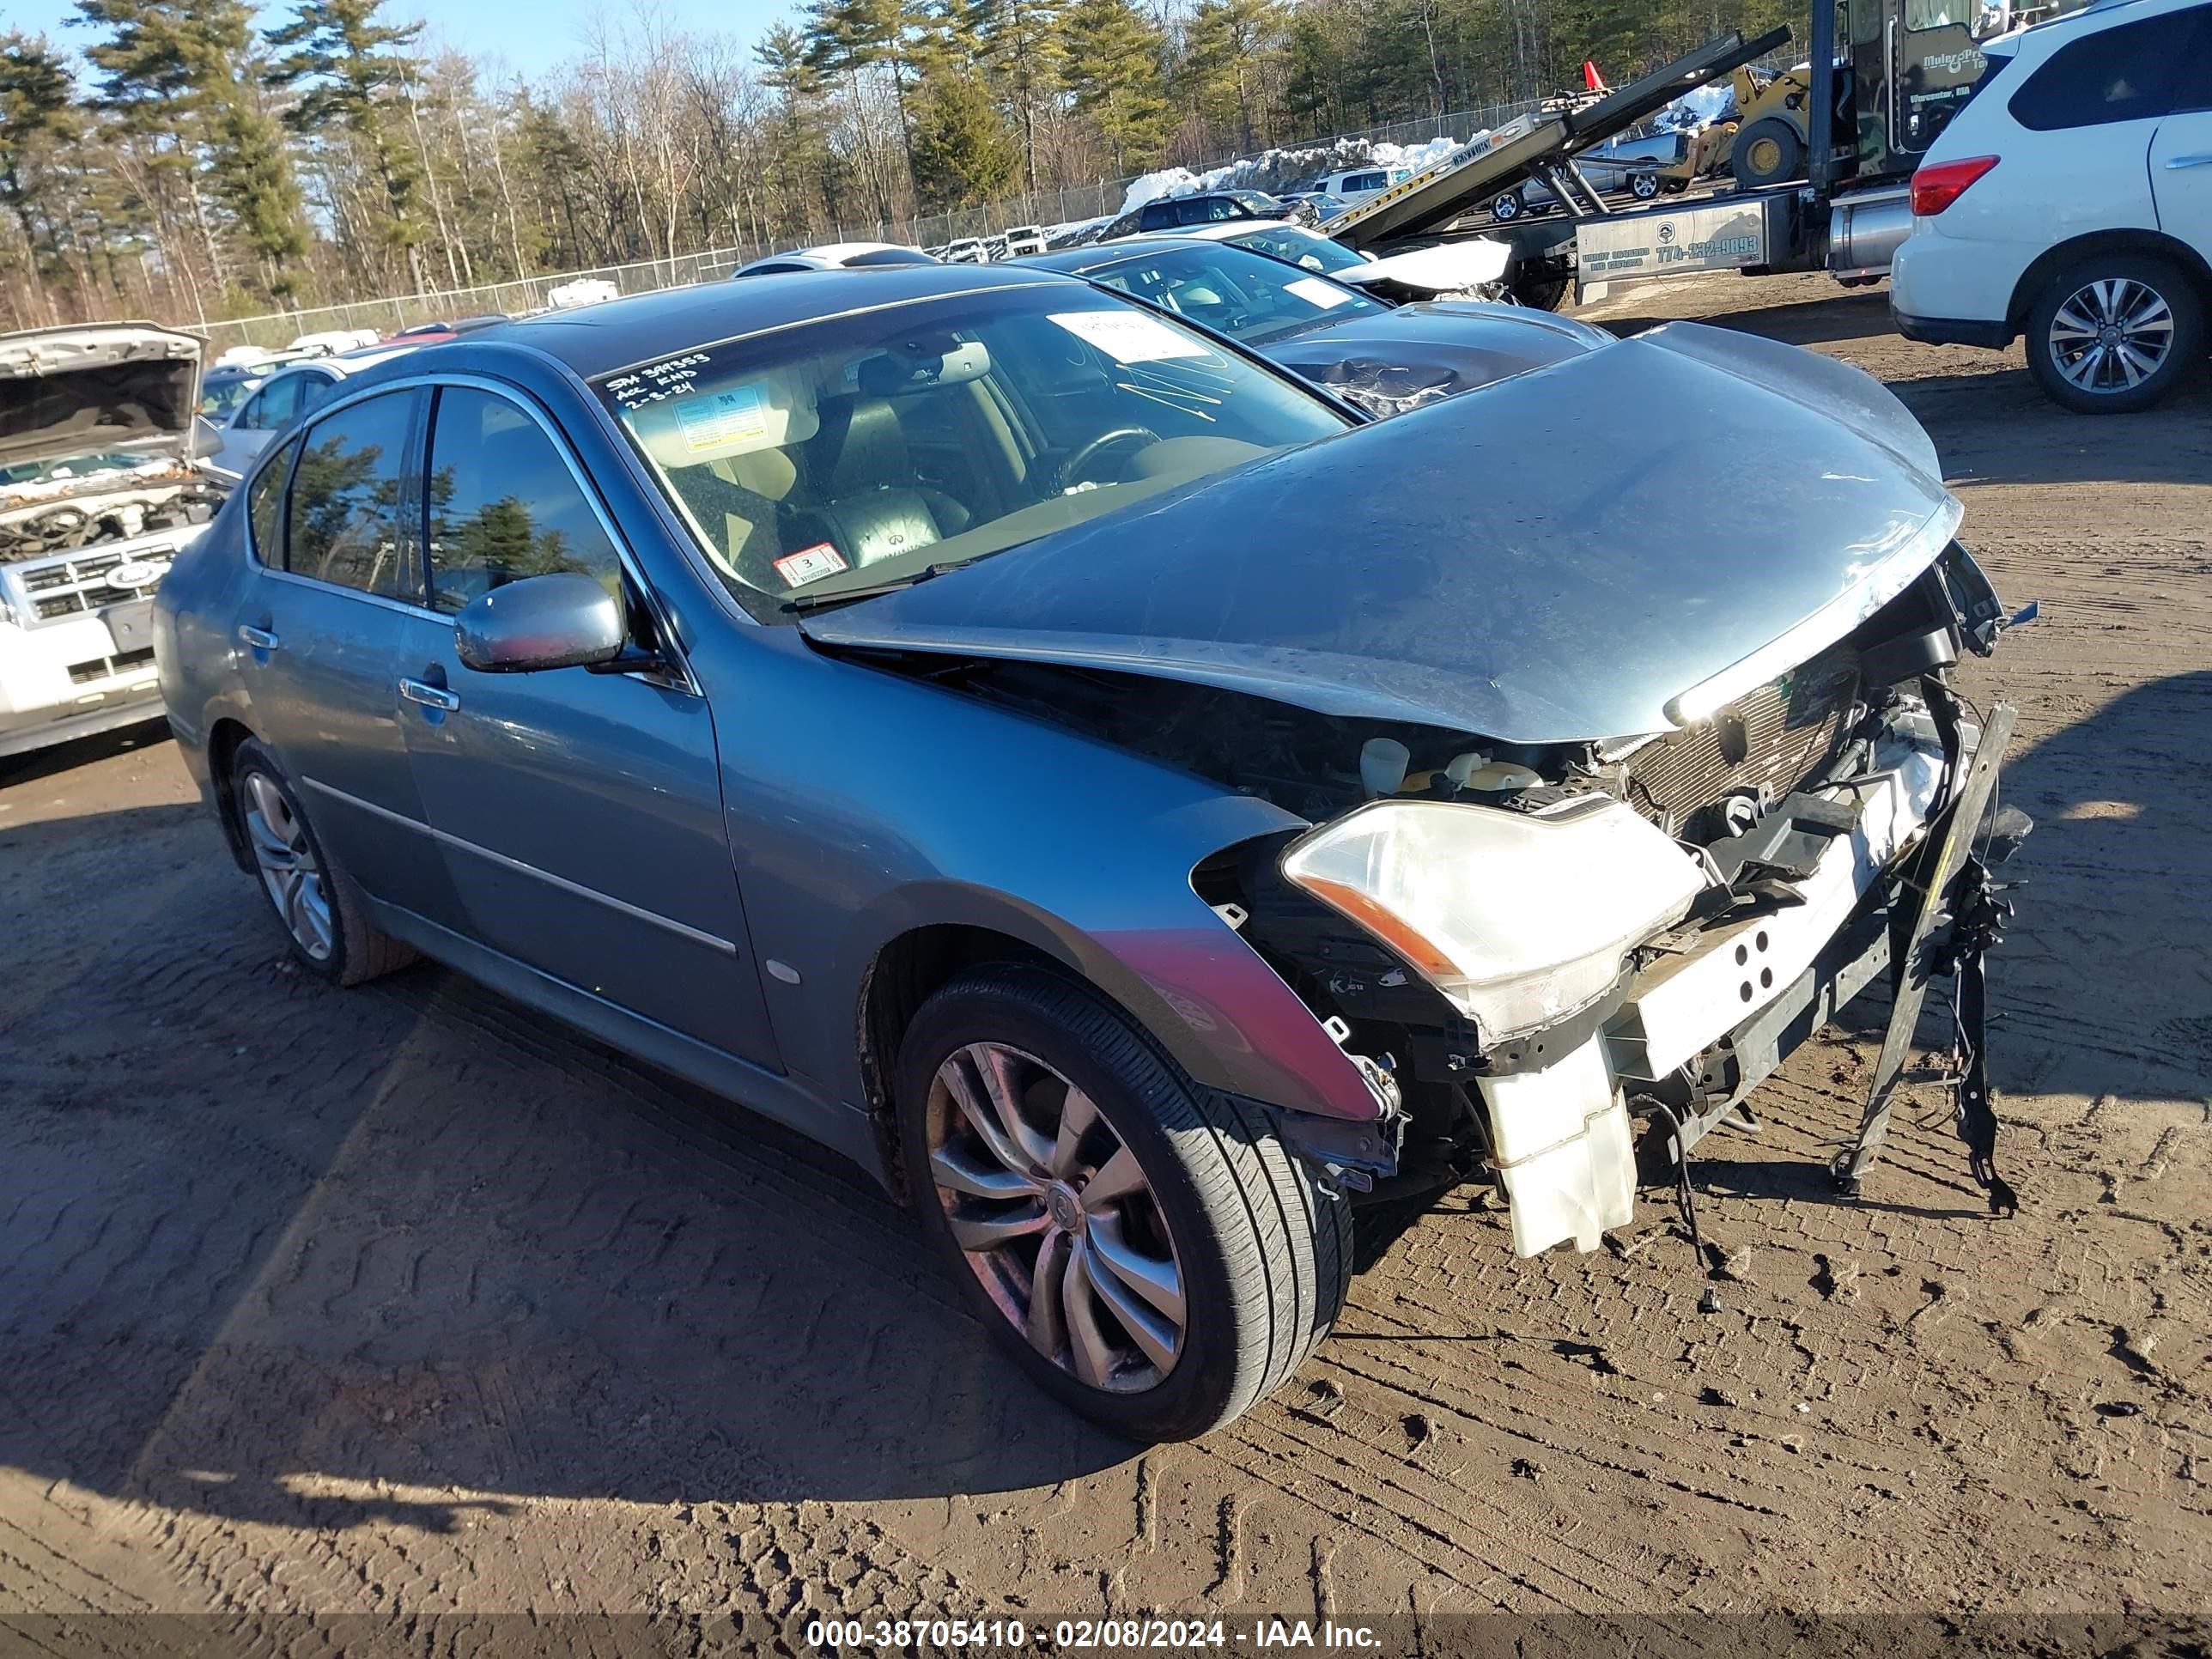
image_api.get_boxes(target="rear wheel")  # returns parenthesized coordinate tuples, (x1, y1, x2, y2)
(896, 965, 1350, 1442)
(230, 739, 416, 987)
(1490, 189, 1524, 222)
(2025, 254, 2203, 414)
(1630, 170, 1661, 200)
(1730, 117, 1803, 189)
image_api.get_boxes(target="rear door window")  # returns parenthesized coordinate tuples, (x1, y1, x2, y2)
(2172, 9, 2212, 109)
(246, 437, 298, 564)
(286, 390, 423, 601)
(238, 376, 300, 431)
(2008, 12, 2195, 129)
(295, 372, 340, 416)
(422, 386, 623, 613)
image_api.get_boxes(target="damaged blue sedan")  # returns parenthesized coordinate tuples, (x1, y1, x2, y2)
(155, 264, 2026, 1442)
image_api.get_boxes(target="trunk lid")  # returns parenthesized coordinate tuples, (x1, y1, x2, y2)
(802, 320, 1960, 744)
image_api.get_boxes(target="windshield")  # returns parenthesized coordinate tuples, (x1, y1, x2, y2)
(597, 283, 1349, 620)
(1224, 225, 1371, 277)
(200, 374, 261, 416)
(1090, 244, 1386, 345)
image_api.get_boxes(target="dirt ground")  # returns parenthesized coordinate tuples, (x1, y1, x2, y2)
(3, 270, 2208, 1650)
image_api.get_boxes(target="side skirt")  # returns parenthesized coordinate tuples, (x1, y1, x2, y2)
(360, 896, 887, 1185)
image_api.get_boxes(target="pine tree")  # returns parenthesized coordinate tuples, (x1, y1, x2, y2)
(0, 33, 84, 315)
(975, 0, 1062, 191)
(265, 0, 430, 293)
(1060, 0, 1170, 173)
(1180, 0, 1283, 154)
(908, 71, 1018, 209)
(76, 0, 311, 307)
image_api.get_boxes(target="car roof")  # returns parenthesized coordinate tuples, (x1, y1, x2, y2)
(1022, 236, 1273, 276)
(1163, 219, 1307, 243)
(457, 262, 1079, 380)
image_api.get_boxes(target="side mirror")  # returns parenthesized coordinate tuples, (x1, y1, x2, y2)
(453, 571, 627, 673)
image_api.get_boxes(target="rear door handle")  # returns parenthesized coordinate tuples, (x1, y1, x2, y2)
(237, 623, 280, 651)
(398, 677, 460, 713)
(2164, 153, 2212, 169)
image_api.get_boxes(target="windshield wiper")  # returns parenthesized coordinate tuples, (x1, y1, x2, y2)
(780, 561, 957, 614)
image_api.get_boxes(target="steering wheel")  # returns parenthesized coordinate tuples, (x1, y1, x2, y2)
(1057, 426, 1161, 490)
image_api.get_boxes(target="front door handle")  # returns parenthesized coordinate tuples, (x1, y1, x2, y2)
(2164, 153, 2212, 169)
(237, 623, 280, 651)
(398, 677, 460, 713)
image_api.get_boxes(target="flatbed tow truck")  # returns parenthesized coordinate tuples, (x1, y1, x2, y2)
(1327, 0, 2008, 307)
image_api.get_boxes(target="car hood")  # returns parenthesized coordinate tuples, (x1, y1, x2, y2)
(1335, 238, 1513, 297)
(1261, 301, 1611, 414)
(802, 320, 1960, 745)
(0, 324, 204, 471)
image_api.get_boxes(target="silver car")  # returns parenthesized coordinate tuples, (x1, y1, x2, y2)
(155, 264, 2025, 1441)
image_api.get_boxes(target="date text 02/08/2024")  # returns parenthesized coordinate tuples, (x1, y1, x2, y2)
(805, 1618, 1384, 1651)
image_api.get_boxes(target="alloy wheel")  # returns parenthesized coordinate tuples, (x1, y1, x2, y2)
(925, 1041, 1185, 1393)
(242, 771, 333, 961)
(2047, 277, 2175, 395)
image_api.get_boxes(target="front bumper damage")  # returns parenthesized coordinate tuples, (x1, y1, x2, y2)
(1472, 696, 2021, 1256)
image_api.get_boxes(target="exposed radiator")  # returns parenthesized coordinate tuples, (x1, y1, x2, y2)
(1623, 643, 1861, 836)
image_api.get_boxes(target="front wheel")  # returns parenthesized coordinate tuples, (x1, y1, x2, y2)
(896, 965, 1351, 1442)
(1630, 171, 1661, 200)
(1490, 189, 1524, 222)
(2025, 254, 2203, 414)
(1730, 117, 1803, 189)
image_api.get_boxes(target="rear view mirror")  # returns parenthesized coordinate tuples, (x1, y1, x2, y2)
(453, 571, 626, 673)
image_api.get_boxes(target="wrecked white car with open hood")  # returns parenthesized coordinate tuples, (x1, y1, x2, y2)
(3, 324, 224, 758)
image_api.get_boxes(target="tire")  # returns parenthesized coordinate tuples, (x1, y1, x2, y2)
(1512, 270, 1572, 312)
(1630, 171, 1661, 200)
(895, 964, 1351, 1443)
(1491, 189, 1524, 222)
(230, 738, 416, 988)
(1730, 117, 1804, 190)
(2024, 253, 2204, 415)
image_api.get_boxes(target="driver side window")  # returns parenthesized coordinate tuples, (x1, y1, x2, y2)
(424, 387, 624, 614)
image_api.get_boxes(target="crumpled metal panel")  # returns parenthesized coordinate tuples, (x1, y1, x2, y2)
(804, 319, 1960, 745)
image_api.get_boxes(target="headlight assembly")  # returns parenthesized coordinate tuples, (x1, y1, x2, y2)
(1280, 794, 1707, 1042)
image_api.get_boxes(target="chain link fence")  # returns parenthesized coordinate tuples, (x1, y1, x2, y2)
(189, 94, 1590, 355)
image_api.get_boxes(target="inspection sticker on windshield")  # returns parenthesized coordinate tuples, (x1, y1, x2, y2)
(673, 385, 769, 453)
(774, 543, 848, 586)
(1048, 311, 1211, 363)
(1286, 276, 1356, 309)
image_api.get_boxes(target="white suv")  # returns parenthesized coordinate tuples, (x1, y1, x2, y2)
(1890, 0, 2212, 411)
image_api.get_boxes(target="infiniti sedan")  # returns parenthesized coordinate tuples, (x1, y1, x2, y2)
(156, 264, 2023, 1441)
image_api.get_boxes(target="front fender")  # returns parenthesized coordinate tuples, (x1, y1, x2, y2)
(703, 629, 1382, 1126)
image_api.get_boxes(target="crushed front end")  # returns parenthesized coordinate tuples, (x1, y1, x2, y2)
(2, 324, 224, 757)
(1214, 542, 2029, 1255)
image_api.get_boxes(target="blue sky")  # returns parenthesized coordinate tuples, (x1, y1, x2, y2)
(11, 0, 800, 81)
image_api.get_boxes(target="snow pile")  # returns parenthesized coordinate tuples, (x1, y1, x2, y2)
(1115, 131, 1486, 218)
(1650, 83, 1735, 132)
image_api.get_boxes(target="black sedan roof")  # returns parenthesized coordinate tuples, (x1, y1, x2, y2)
(1020, 239, 1224, 278)
(472, 263, 1078, 380)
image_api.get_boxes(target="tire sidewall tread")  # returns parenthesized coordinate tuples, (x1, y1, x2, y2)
(893, 963, 1350, 1442)
(229, 738, 416, 989)
(2026, 253, 2204, 415)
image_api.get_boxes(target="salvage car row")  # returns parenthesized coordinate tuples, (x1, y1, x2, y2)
(10, 238, 2027, 1443)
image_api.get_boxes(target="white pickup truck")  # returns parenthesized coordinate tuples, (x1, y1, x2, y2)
(1, 325, 227, 759)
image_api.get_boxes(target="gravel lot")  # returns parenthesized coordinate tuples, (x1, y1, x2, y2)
(3, 270, 2208, 1648)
